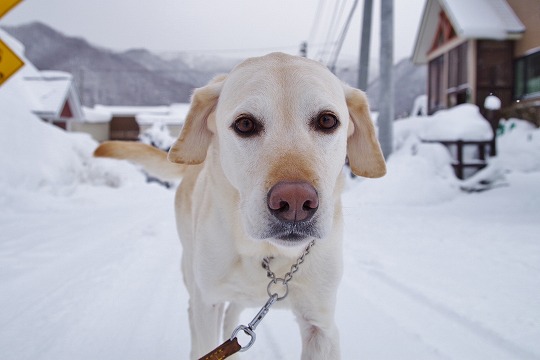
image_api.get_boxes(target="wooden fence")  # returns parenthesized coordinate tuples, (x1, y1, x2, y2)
(422, 140, 493, 179)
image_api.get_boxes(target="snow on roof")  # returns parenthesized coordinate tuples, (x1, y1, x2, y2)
(93, 105, 171, 116)
(23, 72, 73, 117)
(443, 0, 524, 38)
(136, 103, 190, 125)
(413, 0, 525, 64)
(82, 106, 112, 123)
(0, 29, 82, 119)
(92, 103, 190, 125)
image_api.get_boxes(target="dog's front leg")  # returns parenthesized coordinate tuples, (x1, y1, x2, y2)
(296, 311, 340, 360)
(188, 288, 225, 359)
(223, 302, 243, 338)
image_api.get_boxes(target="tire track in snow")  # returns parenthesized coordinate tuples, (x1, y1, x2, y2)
(350, 265, 540, 360)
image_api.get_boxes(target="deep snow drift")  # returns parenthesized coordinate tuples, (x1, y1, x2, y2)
(1, 61, 540, 358)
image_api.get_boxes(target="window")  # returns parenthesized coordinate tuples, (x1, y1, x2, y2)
(429, 55, 445, 113)
(515, 50, 540, 99)
(429, 11, 457, 53)
(448, 43, 468, 107)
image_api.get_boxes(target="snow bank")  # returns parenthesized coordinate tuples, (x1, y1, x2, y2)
(355, 105, 494, 206)
(0, 79, 145, 196)
(351, 104, 539, 204)
(347, 137, 460, 206)
(496, 118, 540, 172)
(394, 104, 493, 150)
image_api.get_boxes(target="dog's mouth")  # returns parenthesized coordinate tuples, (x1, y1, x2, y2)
(264, 218, 321, 246)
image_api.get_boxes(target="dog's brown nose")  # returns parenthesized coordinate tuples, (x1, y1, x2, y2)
(267, 181, 319, 222)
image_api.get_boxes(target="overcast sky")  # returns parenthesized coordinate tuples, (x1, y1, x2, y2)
(2, 0, 426, 63)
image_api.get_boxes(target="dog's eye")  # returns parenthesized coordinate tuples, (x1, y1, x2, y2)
(232, 116, 260, 136)
(315, 112, 339, 132)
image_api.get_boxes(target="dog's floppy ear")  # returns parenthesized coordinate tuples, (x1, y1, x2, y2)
(344, 85, 386, 178)
(168, 75, 227, 164)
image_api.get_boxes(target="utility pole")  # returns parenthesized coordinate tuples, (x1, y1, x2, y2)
(378, 0, 394, 159)
(358, 0, 373, 91)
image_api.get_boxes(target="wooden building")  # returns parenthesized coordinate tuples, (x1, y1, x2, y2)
(412, 0, 540, 126)
(90, 105, 188, 141)
(24, 71, 84, 129)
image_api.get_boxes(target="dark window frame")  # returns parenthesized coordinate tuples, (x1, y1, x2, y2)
(514, 50, 540, 100)
(428, 55, 445, 114)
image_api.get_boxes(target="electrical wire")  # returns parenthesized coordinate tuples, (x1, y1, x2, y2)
(327, 0, 360, 71)
(317, 0, 347, 62)
(307, 0, 327, 50)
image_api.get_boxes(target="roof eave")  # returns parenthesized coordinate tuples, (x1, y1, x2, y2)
(412, 0, 437, 65)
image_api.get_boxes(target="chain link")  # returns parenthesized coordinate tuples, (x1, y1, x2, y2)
(262, 239, 315, 286)
(224, 239, 316, 354)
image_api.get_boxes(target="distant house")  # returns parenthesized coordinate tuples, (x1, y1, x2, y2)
(81, 104, 189, 142)
(1, 28, 186, 143)
(0, 28, 85, 131)
(412, 0, 540, 126)
(24, 71, 84, 130)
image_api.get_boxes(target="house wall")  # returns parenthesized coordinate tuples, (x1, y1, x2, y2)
(110, 116, 140, 141)
(506, 0, 540, 126)
(71, 122, 110, 142)
(427, 40, 475, 114)
(507, 0, 540, 57)
(476, 40, 514, 114)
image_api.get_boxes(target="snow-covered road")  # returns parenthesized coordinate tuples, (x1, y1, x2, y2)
(0, 185, 187, 360)
(339, 173, 540, 360)
(1, 172, 539, 360)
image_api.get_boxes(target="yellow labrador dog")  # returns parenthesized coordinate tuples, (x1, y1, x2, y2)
(95, 52, 385, 359)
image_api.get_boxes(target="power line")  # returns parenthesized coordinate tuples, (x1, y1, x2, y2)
(317, 0, 348, 62)
(158, 44, 304, 57)
(327, 0, 359, 71)
(308, 0, 327, 48)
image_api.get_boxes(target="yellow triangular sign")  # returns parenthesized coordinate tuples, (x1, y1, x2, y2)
(0, 38, 25, 86)
(0, 0, 23, 19)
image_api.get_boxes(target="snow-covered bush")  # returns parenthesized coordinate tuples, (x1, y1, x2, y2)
(497, 118, 540, 173)
(139, 122, 175, 151)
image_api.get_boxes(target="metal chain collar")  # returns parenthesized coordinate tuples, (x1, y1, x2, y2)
(229, 239, 316, 353)
(262, 239, 316, 300)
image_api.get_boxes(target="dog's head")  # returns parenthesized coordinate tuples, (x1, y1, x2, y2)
(169, 53, 385, 248)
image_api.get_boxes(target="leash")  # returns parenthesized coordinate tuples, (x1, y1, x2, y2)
(198, 239, 315, 360)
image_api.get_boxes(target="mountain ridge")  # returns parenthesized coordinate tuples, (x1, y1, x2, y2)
(3, 21, 426, 115)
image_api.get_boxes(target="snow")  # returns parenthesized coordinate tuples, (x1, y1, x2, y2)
(136, 103, 190, 125)
(1, 47, 539, 358)
(412, 0, 525, 64)
(497, 118, 540, 173)
(89, 103, 189, 125)
(410, 94, 428, 116)
(139, 122, 176, 151)
(93, 105, 171, 116)
(484, 94, 502, 111)
(458, 0, 525, 37)
(23, 71, 73, 117)
(442, 0, 525, 39)
(394, 104, 494, 143)
(82, 106, 112, 123)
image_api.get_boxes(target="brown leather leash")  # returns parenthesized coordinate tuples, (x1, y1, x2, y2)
(199, 338, 242, 360)
(198, 240, 315, 360)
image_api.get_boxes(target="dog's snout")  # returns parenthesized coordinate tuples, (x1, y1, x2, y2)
(267, 181, 318, 222)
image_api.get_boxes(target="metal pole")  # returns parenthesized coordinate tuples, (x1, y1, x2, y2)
(378, 0, 394, 159)
(358, 0, 373, 90)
